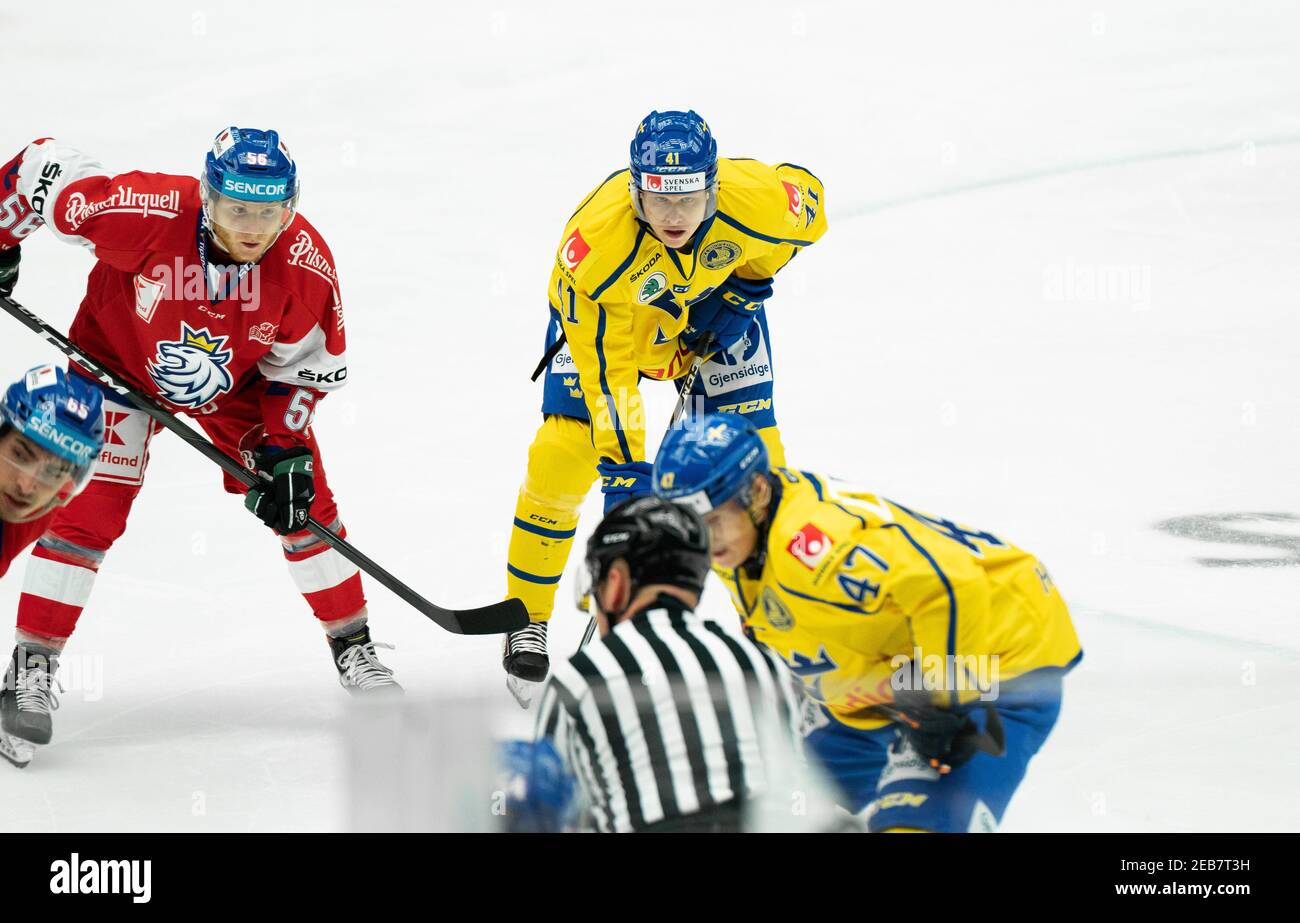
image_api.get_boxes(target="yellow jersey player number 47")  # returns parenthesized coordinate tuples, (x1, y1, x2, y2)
(502, 111, 828, 705)
(653, 413, 1083, 833)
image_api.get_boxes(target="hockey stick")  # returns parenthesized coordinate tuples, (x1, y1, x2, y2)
(576, 616, 597, 651)
(0, 294, 529, 636)
(574, 334, 719, 649)
(667, 333, 715, 428)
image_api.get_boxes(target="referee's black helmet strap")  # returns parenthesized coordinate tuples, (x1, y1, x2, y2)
(585, 496, 711, 616)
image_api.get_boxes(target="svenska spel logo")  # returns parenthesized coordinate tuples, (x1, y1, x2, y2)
(561, 229, 590, 271)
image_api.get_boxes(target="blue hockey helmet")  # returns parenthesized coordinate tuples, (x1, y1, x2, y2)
(628, 110, 719, 223)
(201, 127, 300, 250)
(0, 364, 105, 519)
(497, 738, 579, 833)
(653, 413, 769, 515)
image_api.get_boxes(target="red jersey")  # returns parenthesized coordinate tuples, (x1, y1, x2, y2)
(0, 513, 55, 579)
(0, 138, 347, 447)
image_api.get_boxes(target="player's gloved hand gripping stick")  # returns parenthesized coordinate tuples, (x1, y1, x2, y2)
(0, 247, 19, 298)
(878, 688, 1007, 775)
(1, 293, 529, 636)
(680, 277, 771, 353)
(244, 445, 315, 534)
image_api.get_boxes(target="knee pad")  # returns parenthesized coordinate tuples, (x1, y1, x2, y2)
(520, 415, 600, 513)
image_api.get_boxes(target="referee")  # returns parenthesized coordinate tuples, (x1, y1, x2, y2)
(532, 496, 803, 833)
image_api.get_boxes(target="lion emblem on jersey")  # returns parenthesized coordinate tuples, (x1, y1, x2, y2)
(146, 323, 235, 409)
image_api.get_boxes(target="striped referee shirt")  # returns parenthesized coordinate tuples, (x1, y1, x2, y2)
(533, 595, 803, 833)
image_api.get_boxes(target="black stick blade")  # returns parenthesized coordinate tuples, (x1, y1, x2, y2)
(429, 597, 531, 635)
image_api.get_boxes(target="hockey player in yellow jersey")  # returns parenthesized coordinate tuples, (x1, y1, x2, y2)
(503, 111, 828, 703)
(653, 414, 1083, 832)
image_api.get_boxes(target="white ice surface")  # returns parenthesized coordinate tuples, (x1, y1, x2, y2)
(1, 0, 1297, 831)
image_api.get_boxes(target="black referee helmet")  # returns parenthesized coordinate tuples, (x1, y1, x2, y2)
(585, 496, 711, 600)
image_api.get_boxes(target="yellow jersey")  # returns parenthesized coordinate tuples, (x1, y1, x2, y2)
(718, 469, 1082, 731)
(549, 159, 827, 465)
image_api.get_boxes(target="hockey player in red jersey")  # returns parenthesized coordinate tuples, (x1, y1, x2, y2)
(0, 364, 105, 767)
(0, 127, 399, 753)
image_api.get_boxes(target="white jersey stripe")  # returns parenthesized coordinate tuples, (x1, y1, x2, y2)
(684, 620, 766, 798)
(613, 624, 703, 818)
(534, 605, 802, 832)
(581, 641, 666, 826)
(641, 610, 734, 807)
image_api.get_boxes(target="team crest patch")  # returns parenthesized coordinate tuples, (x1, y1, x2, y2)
(787, 523, 833, 570)
(146, 323, 234, 409)
(638, 271, 668, 303)
(248, 322, 278, 345)
(700, 240, 741, 271)
(761, 587, 795, 631)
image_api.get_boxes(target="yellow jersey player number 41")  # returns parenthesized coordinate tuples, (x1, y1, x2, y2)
(654, 414, 1083, 833)
(503, 110, 828, 705)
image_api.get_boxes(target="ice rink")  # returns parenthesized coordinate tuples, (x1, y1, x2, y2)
(2, 0, 1297, 831)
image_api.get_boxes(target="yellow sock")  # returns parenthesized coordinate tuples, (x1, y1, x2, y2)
(506, 415, 599, 621)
